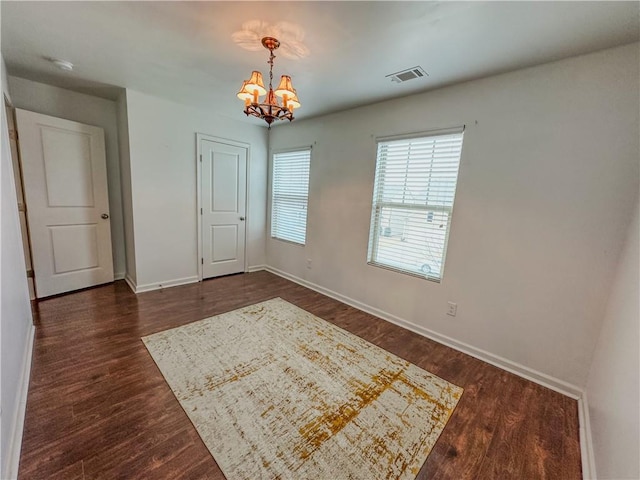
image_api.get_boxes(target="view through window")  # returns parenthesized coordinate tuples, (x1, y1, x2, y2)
(367, 129, 464, 281)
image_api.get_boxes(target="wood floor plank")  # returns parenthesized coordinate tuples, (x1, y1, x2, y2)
(420, 364, 506, 479)
(18, 272, 581, 479)
(563, 395, 583, 478)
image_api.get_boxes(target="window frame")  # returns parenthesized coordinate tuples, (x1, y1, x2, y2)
(270, 146, 312, 246)
(367, 127, 464, 282)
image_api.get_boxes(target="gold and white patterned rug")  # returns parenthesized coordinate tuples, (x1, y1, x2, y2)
(142, 298, 462, 480)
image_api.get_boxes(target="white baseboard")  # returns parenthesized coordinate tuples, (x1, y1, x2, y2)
(578, 393, 597, 479)
(133, 275, 199, 294)
(125, 267, 267, 294)
(3, 323, 35, 480)
(114, 272, 126, 281)
(124, 274, 137, 294)
(263, 265, 583, 399)
(263, 265, 596, 474)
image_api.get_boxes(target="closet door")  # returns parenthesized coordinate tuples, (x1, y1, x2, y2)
(200, 138, 247, 279)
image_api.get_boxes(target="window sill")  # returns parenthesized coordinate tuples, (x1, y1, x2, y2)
(367, 261, 441, 283)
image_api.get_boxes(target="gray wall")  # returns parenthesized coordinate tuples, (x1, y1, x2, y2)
(116, 91, 136, 284)
(122, 89, 268, 289)
(268, 43, 639, 388)
(1, 56, 34, 479)
(586, 195, 639, 479)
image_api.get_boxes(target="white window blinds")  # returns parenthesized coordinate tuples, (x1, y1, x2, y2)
(367, 129, 464, 281)
(271, 148, 311, 245)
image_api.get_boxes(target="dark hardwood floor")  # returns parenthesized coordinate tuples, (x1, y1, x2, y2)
(19, 271, 582, 479)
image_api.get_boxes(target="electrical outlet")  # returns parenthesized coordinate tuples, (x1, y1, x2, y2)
(306, 259, 312, 269)
(447, 301, 457, 317)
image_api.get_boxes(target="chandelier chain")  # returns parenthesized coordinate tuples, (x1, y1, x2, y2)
(268, 49, 275, 92)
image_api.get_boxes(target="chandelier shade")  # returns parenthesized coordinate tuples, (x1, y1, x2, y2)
(237, 36, 301, 127)
(236, 81, 253, 105)
(274, 75, 295, 98)
(286, 90, 301, 110)
(245, 71, 267, 97)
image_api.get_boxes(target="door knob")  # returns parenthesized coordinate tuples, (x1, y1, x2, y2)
(101, 213, 109, 219)
(239, 216, 245, 221)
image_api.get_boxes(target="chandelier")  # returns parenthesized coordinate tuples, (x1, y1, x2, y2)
(237, 37, 300, 127)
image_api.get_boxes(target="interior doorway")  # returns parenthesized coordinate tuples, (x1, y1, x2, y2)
(15, 109, 114, 298)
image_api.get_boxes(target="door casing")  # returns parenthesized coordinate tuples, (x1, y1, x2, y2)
(196, 133, 251, 281)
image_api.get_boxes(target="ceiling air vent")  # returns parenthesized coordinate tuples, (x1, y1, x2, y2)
(386, 66, 428, 83)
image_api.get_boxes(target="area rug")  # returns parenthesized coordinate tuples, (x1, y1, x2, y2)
(142, 298, 463, 480)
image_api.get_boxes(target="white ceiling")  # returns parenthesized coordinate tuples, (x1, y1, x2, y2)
(2, 1, 639, 127)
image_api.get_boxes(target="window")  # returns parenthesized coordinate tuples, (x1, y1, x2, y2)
(271, 148, 311, 245)
(367, 129, 464, 281)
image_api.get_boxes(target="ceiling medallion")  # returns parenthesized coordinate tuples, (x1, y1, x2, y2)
(237, 36, 300, 128)
(232, 20, 310, 60)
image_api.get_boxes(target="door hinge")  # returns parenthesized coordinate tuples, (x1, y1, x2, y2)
(200, 208, 203, 215)
(9, 129, 17, 141)
(201, 258, 204, 265)
(199, 154, 202, 162)
(26, 269, 34, 278)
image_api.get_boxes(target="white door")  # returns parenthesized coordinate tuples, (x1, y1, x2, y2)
(200, 138, 247, 279)
(16, 109, 114, 298)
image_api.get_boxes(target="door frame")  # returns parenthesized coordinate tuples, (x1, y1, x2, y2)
(196, 133, 251, 282)
(5, 99, 37, 299)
